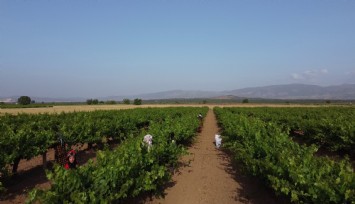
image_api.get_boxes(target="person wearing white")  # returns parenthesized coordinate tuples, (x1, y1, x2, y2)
(143, 134, 153, 150)
(215, 134, 222, 148)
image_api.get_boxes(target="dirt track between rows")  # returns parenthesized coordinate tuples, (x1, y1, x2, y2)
(145, 109, 284, 204)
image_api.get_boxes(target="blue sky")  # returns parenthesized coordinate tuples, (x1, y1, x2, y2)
(1, 0, 355, 98)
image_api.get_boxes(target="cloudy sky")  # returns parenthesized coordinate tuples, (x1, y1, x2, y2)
(1, 0, 355, 98)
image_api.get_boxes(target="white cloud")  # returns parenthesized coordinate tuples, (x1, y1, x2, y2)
(291, 73, 304, 80)
(290, 69, 329, 82)
(304, 70, 315, 75)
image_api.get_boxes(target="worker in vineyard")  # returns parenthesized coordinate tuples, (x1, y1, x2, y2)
(198, 113, 203, 120)
(64, 149, 77, 170)
(143, 134, 153, 151)
(54, 135, 68, 166)
(197, 113, 203, 132)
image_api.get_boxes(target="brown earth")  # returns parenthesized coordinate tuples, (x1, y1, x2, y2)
(143, 109, 286, 204)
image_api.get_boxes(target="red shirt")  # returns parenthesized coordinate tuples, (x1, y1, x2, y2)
(64, 163, 70, 170)
(64, 162, 76, 169)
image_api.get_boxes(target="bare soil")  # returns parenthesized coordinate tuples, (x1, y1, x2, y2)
(143, 109, 287, 204)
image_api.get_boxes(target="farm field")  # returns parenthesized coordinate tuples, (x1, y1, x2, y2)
(0, 103, 332, 115)
(215, 107, 355, 203)
(1, 107, 209, 203)
(0, 106, 354, 203)
(4, 0, 355, 203)
(145, 109, 286, 204)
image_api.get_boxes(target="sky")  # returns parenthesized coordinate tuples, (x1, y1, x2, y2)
(1, 0, 355, 98)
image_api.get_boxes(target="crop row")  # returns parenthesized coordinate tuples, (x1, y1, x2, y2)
(0, 107, 208, 195)
(224, 107, 355, 155)
(27, 107, 208, 203)
(215, 107, 355, 203)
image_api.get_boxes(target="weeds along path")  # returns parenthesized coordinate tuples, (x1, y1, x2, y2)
(147, 109, 282, 204)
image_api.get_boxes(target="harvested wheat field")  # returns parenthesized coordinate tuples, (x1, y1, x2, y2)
(0, 103, 321, 115)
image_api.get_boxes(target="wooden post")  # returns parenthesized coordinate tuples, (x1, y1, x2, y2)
(42, 151, 47, 169)
(12, 157, 21, 175)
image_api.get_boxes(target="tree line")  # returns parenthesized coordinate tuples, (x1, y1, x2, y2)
(86, 98, 142, 105)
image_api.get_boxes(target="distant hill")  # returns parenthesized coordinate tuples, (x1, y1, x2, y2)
(103, 90, 222, 101)
(116, 84, 355, 100)
(1, 84, 355, 103)
(223, 84, 355, 100)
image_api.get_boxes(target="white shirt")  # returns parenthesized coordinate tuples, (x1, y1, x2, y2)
(143, 134, 153, 146)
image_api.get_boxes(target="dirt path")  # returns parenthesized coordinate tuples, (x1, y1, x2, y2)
(147, 109, 284, 204)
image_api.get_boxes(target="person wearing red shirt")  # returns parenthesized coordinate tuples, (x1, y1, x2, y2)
(64, 150, 77, 170)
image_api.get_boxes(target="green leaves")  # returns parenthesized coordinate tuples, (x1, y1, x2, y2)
(215, 107, 355, 204)
(26, 107, 208, 203)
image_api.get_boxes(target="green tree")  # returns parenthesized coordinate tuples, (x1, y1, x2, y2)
(123, 99, 130, 104)
(86, 99, 93, 105)
(106, 100, 117, 104)
(92, 99, 99, 105)
(133, 98, 142, 105)
(17, 96, 31, 105)
(242, 98, 249, 103)
(87, 99, 99, 105)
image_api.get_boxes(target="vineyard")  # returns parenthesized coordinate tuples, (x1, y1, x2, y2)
(214, 107, 355, 203)
(0, 107, 208, 202)
(220, 107, 355, 155)
(1, 106, 355, 203)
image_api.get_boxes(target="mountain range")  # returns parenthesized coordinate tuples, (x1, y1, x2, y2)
(1, 84, 355, 103)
